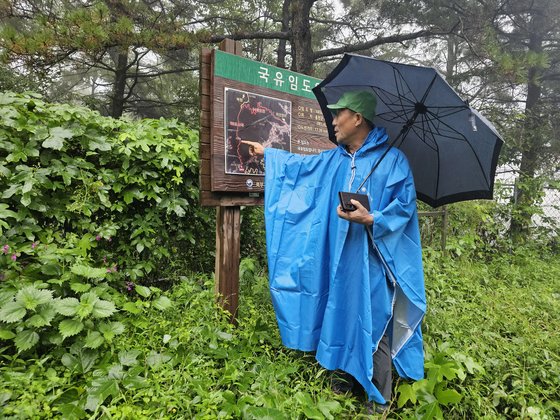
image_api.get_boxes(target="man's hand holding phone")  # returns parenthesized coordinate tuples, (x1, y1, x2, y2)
(337, 192, 373, 226)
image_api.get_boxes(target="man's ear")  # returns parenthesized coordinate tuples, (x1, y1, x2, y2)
(354, 112, 364, 127)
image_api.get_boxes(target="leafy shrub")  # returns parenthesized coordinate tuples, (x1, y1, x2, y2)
(0, 91, 214, 281)
(0, 91, 213, 357)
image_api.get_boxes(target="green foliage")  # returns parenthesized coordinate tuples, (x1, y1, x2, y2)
(1, 252, 559, 417)
(240, 206, 267, 267)
(0, 91, 216, 380)
(0, 91, 214, 280)
(421, 249, 560, 418)
(395, 344, 482, 418)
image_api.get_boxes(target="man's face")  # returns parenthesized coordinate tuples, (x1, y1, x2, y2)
(332, 108, 358, 145)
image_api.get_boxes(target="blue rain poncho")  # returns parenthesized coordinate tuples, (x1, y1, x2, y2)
(264, 127, 426, 403)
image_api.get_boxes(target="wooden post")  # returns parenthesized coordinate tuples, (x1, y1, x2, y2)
(214, 39, 243, 324)
(441, 205, 448, 254)
(215, 206, 241, 324)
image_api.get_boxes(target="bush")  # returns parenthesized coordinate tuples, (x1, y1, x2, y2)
(0, 91, 214, 356)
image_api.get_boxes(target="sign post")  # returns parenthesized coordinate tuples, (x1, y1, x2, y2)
(199, 39, 332, 323)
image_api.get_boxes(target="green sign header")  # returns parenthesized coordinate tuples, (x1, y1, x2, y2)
(214, 50, 322, 100)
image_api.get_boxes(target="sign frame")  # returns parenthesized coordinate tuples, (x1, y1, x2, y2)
(199, 44, 332, 207)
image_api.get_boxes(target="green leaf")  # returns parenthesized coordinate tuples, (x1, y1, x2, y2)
(84, 331, 105, 349)
(75, 293, 97, 319)
(20, 193, 31, 207)
(415, 401, 443, 420)
(242, 406, 287, 419)
(85, 377, 119, 411)
(122, 370, 148, 390)
(122, 301, 141, 314)
(0, 203, 17, 220)
(15, 286, 53, 310)
(98, 321, 125, 342)
(317, 400, 342, 419)
(61, 348, 97, 373)
(397, 382, 417, 407)
(22, 179, 34, 193)
(0, 391, 12, 405)
(61, 353, 79, 371)
(59, 319, 84, 338)
(70, 282, 91, 293)
(87, 138, 112, 152)
(0, 291, 16, 307)
(41, 263, 62, 276)
(0, 301, 26, 323)
(134, 285, 151, 298)
(119, 350, 141, 366)
(2, 184, 19, 199)
(217, 330, 233, 341)
(153, 295, 172, 310)
(47, 331, 64, 346)
(302, 405, 324, 420)
(146, 351, 171, 367)
(26, 303, 56, 327)
(53, 388, 80, 405)
(70, 264, 107, 279)
(435, 387, 462, 406)
(43, 127, 73, 150)
(91, 299, 116, 318)
(426, 355, 461, 382)
(123, 189, 136, 204)
(56, 298, 80, 316)
(14, 329, 40, 351)
(57, 403, 87, 420)
(0, 329, 16, 339)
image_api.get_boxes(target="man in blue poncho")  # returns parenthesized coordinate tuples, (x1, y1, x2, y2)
(242, 90, 426, 413)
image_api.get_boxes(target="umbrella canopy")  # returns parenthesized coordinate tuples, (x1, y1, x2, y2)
(313, 53, 504, 207)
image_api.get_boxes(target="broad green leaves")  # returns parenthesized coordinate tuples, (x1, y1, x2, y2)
(396, 350, 465, 417)
(59, 319, 84, 338)
(16, 286, 53, 310)
(26, 304, 56, 327)
(70, 264, 107, 279)
(57, 298, 80, 316)
(0, 286, 54, 323)
(56, 294, 116, 320)
(42, 127, 74, 150)
(153, 295, 172, 311)
(0, 301, 26, 323)
(92, 300, 116, 318)
(14, 329, 40, 351)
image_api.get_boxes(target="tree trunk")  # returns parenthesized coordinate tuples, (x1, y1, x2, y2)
(110, 49, 128, 118)
(509, 24, 544, 240)
(446, 34, 458, 83)
(290, 0, 315, 75)
(276, 0, 291, 68)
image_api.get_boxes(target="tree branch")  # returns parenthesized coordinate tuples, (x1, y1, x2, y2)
(312, 29, 445, 59)
(205, 31, 290, 43)
(125, 67, 198, 78)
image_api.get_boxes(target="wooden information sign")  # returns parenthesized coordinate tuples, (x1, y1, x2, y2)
(200, 43, 334, 205)
(199, 39, 333, 322)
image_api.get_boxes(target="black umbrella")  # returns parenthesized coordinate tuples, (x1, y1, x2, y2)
(313, 53, 504, 207)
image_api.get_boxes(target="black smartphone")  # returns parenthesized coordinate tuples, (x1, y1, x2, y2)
(338, 191, 370, 212)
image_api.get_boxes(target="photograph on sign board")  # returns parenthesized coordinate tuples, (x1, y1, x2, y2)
(224, 87, 291, 175)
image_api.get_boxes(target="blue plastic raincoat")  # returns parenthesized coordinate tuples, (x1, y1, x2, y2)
(264, 127, 426, 403)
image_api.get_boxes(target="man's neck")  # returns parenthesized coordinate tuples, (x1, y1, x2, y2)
(345, 132, 369, 154)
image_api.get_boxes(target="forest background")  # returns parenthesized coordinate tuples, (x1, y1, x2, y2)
(0, 0, 559, 418)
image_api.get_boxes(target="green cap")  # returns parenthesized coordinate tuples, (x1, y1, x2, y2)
(327, 90, 377, 124)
